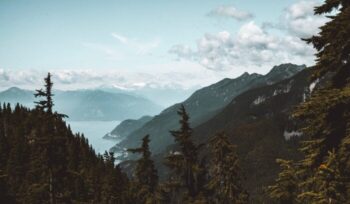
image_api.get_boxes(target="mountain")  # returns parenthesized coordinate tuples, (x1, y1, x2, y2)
(111, 63, 306, 156)
(132, 68, 314, 202)
(191, 69, 312, 201)
(103, 115, 153, 140)
(54, 90, 162, 121)
(0, 87, 35, 107)
(98, 84, 198, 107)
(0, 88, 163, 121)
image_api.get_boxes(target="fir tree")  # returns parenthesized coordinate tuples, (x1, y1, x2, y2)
(164, 105, 203, 202)
(35, 73, 54, 113)
(207, 132, 248, 204)
(128, 134, 158, 203)
(289, 1, 350, 202)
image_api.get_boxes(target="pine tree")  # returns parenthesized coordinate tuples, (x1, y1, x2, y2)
(207, 132, 248, 204)
(267, 159, 298, 204)
(35, 73, 54, 113)
(128, 135, 158, 202)
(33, 73, 69, 204)
(289, 1, 350, 202)
(304, 0, 350, 88)
(164, 105, 203, 202)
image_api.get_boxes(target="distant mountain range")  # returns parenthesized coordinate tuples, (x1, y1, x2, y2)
(110, 63, 306, 155)
(0, 88, 163, 121)
(97, 84, 198, 107)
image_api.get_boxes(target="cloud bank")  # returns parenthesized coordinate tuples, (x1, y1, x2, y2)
(0, 61, 224, 91)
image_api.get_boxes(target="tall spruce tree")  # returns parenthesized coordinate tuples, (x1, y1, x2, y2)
(207, 132, 248, 204)
(164, 105, 203, 202)
(289, 1, 350, 203)
(33, 73, 68, 204)
(128, 135, 158, 203)
(35, 73, 54, 113)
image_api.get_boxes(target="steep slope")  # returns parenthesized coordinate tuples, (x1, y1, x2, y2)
(0, 88, 162, 121)
(112, 63, 306, 156)
(191, 69, 312, 201)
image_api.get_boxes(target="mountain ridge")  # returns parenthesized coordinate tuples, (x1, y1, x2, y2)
(111, 63, 306, 157)
(0, 88, 162, 121)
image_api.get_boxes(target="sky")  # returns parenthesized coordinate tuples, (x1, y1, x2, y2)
(0, 0, 327, 91)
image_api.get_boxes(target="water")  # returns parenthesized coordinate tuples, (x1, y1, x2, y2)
(67, 120, 120, 154)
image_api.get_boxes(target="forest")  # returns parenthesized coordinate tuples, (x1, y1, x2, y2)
(1, 0, 350, 203)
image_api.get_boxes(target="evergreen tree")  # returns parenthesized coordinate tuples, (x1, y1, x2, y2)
(35, 73, 54, 113)
(128, 135, 158, 203)
(267, 159, 298, 204)
(288, 1, 350, 202)
(164, 105, 203, 202)
(207, 132, 248, 204)
(33, 72, 67, 204)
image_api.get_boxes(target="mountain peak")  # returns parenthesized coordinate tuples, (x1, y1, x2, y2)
(6, 87, 22, 92)
(269, 63, 306, 74)
(2, 87, 32, 96)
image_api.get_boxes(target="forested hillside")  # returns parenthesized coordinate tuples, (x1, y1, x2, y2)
(0, 74, 131, 203)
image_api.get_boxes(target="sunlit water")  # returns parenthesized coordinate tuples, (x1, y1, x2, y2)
(67, 120, 120, 155)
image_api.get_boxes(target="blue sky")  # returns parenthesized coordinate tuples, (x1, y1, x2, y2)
(0, 0, 326, 90)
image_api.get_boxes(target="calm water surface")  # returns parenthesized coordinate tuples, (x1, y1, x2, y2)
(68, 121, 120, 154)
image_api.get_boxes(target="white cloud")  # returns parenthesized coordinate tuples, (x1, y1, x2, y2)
(169, 21, 315, 72)
(169, 1, 329, 72)
(208, 5, 253, 21)
(111, 33, 160, 55)
(282, 0, 329, 38)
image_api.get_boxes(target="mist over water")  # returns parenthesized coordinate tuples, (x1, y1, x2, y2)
(68, 120, 120, 154)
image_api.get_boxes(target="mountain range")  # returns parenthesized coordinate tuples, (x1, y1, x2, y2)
(110, 63, 306, 155)
(0, 88, 163, 121)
